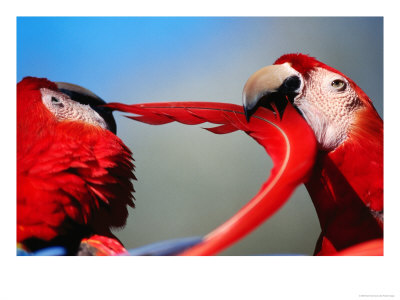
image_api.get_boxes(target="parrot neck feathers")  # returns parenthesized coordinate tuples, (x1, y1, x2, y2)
(327, 102, 383, 210)
(305, 101, 383, 250)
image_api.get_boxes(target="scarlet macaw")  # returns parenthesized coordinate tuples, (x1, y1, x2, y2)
(17, 77, 135, 255)
(107, 53, 383, 255)
(242, 54, 383, 255)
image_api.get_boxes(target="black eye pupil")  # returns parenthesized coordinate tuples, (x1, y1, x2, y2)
(51, 96, 60, 103)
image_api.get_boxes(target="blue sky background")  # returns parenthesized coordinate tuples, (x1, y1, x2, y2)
(17, 17, 383, 255)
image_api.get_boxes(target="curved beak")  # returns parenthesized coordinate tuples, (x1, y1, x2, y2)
(55, 82, 117, 134)
(242, 62, 302, 122)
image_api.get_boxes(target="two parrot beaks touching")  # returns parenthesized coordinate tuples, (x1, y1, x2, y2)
(17, 53, 383, 256)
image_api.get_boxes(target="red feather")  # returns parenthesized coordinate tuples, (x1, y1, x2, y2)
(107, 101, 318, 255)
(274, 53, 345, 77)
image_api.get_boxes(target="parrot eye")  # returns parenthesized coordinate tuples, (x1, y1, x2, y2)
(51, 96, 60, 103)
(331, 79, 346, 91)
(51, 96, 64, 107)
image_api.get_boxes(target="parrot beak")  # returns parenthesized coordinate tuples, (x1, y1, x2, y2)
(243, 63, 302, 122)
(55, 82, 117, 134)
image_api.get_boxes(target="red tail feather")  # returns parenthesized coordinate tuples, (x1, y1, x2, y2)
(107, 101, 318, 255)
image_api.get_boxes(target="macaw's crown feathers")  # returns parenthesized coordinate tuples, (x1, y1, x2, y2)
(275, 53, 342, 76)
(17, 76, 58, 92)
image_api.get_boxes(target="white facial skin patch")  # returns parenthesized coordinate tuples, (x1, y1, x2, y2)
(294, 68, 362, 150)
(41, 88, 108, 130)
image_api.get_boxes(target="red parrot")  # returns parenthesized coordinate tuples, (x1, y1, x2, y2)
(242, 54, 383, 255)
(107, 53, 383, 256)
(17, 77, 135, 255)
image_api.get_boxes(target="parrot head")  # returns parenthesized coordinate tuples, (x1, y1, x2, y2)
(243, 53, 381, 151)
(17, 77, 135, 252)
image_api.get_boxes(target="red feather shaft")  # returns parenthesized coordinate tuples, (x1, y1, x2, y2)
(107, 101, 317, 255)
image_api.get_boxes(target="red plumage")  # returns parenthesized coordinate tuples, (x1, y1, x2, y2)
(275, 53, 346, 76)
(17, 77, 135, 253)
(106, 100, 317, 255)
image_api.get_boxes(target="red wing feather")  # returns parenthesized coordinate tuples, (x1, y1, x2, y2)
(107, 101, 318, 255)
